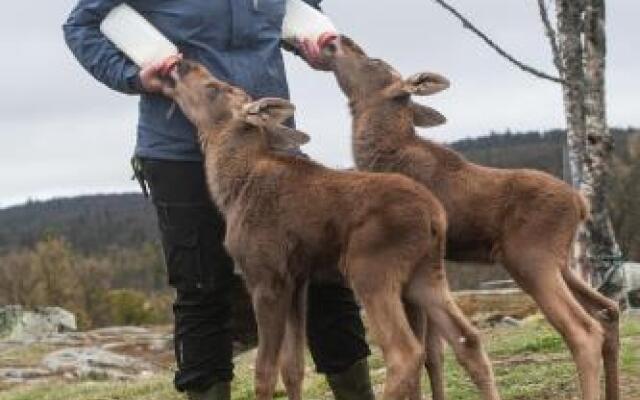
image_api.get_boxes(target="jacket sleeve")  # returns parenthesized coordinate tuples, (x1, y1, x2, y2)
(63, 0, 143, 95)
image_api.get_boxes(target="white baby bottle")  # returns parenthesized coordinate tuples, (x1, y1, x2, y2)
(281, 0, 338, 48)
(100, 3, 178, 67)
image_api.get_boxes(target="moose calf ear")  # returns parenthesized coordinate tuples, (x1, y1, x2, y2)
(244, 98, 296, 127)
(411, 102, 447, 127)
(266, 126, 311, 151)
(404, 72, 450, 96)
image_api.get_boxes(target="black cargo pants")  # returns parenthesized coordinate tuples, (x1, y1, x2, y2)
(140, 159, 370, 392)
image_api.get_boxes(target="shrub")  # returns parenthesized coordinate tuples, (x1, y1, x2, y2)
(106, 289, 172, 326)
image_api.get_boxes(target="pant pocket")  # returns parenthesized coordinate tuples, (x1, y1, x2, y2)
(162, 226, 204, 291)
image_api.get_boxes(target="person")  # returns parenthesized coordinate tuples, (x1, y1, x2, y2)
(63, 1, 375, 399)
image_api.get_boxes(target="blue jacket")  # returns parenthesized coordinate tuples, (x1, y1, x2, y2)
(63, 0, 321, 161)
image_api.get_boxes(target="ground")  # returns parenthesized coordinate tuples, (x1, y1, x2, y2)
(0, 315, 638, 400)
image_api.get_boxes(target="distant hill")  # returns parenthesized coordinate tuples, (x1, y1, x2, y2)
(451, 127, 637, 177)
(0, 128, 637, 255)
(0, 194, 157, 254)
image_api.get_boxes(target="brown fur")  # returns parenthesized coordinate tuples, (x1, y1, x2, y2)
(160, 60, 499, 400)
(326, 35, 620, 400)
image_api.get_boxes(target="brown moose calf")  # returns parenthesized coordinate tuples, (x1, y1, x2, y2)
(159, 60, 499, 400)
(324, 35, 620, 400)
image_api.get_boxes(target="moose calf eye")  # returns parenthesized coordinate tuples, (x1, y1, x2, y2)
(207, 86, 221, 99)
(323, 43, 337, 55)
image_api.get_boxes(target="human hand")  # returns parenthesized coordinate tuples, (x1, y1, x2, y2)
(139, 54, 183, 93)
(296, 32, 337, 71)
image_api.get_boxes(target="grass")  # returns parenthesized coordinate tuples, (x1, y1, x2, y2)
(621, 315, 640, 337)
(1, 315, 638, 400)
(487, 321, 565, 357)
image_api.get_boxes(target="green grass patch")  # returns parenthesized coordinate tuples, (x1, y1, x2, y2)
(437, 354, 577, 400)
(488, 323, 565, 357)
(0, 376, 181, 400)
(620, 337, 640, 375)
(621, 315, 640, 337)
(493, 359, 577, 400)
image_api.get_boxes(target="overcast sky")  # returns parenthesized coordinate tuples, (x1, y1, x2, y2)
(1, 0, 638, 208)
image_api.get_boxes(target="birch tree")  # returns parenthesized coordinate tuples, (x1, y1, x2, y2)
(581, 0, 621, 291)
(544, 0, 621, 290)
(431, 0, 623, 294)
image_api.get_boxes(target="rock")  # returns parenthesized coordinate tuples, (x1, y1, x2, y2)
(521, 313, 546, 325)
(41, 347, 154, 380)
(495, 316, 522, 327)
(88, 326, 150, 337)
(623, 262, 640, 309)
(101, 342, 130, 351)
(479, 279, 517, 290)
(40, 332, 86, 347)
(0, 368, 51, 380)
(0, 367, 52, 387)
(471, 313, 523, 328)
(454, 289, 538, 320)
(149, 337, 173, 351)
(0, 306, 76, 341)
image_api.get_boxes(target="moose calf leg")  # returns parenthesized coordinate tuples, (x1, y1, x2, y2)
(407, 261, 500, 400)
(354, 282, 424, 399)
(280, 284, 307, 400)
(425, 318, 445, 400)
(404, 302, 426, 400)
(562, 268, 620, 400)
(251, 282, 292, 400)
(508, 260, 603, 400)
(429, 299, 499, 400)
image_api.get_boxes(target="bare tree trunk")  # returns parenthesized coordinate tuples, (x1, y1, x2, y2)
(431, 0, 623, 293)
(555, 0, 591, 280)
(582, 0, 622, 292)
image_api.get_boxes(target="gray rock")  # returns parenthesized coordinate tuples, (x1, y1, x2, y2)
(88, 326, 150, 337)
(39, 333, 86, 347)
(0, 306, 76, 341)
(476, 313, 523, 328)
(479, 279, 517, 290)
(41, 347, 154, 380)
(149, 336, 173, 351)
(497, 316, 522, 327)
(0, 367, 52, 386)
(623, 262, 640, 309)
(0, 368, 52, 380)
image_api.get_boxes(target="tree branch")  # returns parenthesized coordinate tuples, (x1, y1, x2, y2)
(537, 0, 564, 75)
(429, 0, 565, 84)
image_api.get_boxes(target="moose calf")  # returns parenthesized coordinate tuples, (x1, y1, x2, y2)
(324, 35, 620, 400)
(159, 60, 500, 400)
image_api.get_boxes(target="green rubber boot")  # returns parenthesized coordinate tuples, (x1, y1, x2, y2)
(187, 381, 231, 400)
(326, 358, 376, 400)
